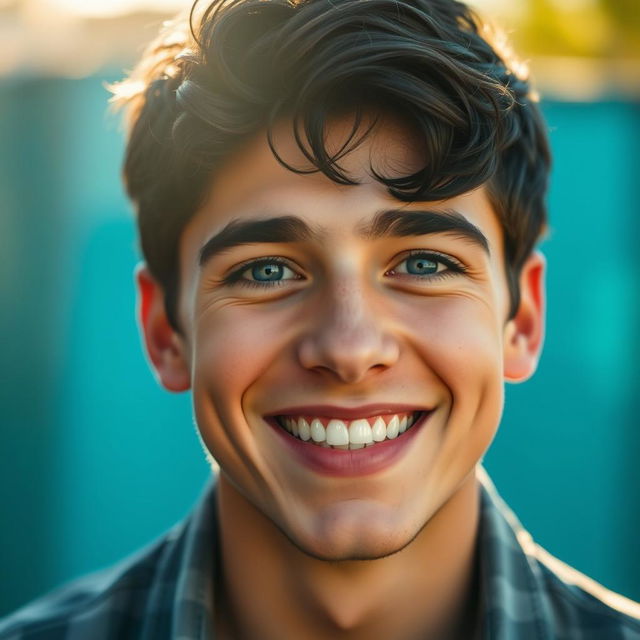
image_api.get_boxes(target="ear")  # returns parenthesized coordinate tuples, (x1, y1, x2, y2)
(503, 251, 546, 383)
(135, 263, 191, 392)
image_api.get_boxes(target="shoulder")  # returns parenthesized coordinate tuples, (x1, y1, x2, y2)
(477, 467, 640, 639)
(0, 523, 185, 640)
(533, 542, 640, 639)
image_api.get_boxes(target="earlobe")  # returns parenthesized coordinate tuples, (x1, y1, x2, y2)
(503, 251, 546, 383)
(135, 263, 191, 392)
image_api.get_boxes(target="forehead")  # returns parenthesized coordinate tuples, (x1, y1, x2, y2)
(180, 116, 505, 262)
(204, 115, 423, 206)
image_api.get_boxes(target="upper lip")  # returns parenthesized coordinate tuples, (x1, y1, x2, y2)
(265, 404, 430, 420)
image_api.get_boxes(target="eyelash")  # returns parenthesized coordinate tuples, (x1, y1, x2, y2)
(221, 251, 467, 289)
(385, 250, 468, 281)
(222, 257, 300, 289)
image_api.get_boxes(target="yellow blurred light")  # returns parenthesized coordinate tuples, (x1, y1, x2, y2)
(45, 0, 185, 18)
(548, 0, 598, 10)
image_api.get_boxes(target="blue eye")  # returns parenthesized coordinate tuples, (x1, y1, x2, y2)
(250, 263, 286, 281)
(394, 254, 443, 276)
(404, 256, 438, 275)
(224, 258, 300, 287)
(389, 251, 465, 280)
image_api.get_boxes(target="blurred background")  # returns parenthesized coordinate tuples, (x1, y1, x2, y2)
(1, 0, 639, 617)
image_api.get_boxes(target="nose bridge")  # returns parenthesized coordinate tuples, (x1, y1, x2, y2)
(330, 281, 374, 340)
(297, 273, 399, 382)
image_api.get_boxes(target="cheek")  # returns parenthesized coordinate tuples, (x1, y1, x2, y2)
(399, 296, 505, 496)
(404, 294, 503, 363)
(402, 295, 505, 434)
(193, 304, 293, 389)
(189, 304, 295, 459)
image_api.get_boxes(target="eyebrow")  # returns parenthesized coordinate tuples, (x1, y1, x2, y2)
(198, 208, 489, 267)
(199, 216, 315, 266)
(359, 208, 490, 254)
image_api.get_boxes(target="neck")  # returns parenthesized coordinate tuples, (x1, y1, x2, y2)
(215, 470, 481, 640)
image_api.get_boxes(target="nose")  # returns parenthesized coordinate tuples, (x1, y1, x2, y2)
(296, 281, 400, 384)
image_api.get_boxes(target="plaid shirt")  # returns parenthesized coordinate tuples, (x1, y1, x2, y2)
(2, 468, 639, 639)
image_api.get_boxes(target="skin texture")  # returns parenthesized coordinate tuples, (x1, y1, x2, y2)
(137, 117, 545, 639)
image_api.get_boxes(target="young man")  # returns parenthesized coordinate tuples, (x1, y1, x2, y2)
(2, 0, 639, 638)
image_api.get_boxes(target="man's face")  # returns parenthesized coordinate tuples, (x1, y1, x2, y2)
(144, 117, 543, 561)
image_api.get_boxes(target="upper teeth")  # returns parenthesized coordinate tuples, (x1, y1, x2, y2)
(277, 413, 420, 449)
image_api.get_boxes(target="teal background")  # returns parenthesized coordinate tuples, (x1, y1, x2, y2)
(1, 76, 639, 616)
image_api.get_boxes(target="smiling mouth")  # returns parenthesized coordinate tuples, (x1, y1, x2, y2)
(273, 411, 425, 450)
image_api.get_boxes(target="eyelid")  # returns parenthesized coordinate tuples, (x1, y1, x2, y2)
(389, 249, 468, 274)
(223, 255, 304, 286)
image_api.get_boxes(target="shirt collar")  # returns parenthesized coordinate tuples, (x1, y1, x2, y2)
(476, 466, 555, 640)
(171, 478, 218, 640)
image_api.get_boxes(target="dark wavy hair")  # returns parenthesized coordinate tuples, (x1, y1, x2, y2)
(113, 0, 551, 330)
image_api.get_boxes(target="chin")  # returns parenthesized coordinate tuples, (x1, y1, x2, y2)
(293, 530, 420, 562)
(282, 504, 425, 562)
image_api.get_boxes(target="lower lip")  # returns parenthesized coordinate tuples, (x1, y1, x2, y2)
(267, 413, 431, 477)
